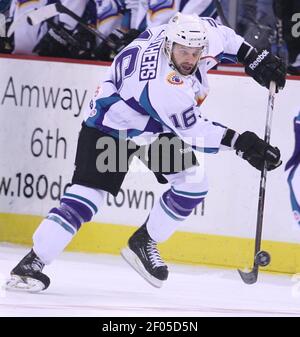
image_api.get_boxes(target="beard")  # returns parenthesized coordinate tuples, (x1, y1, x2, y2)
(172, 59, 198, 76)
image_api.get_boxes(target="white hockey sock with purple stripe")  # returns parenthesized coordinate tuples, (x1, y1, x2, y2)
(33, 184, 106, 264)
(146, 187, 207, 243)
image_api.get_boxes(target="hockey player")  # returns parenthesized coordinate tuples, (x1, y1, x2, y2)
(6, 12, 285, 291)
(123, 0, 218, 31)
(286, 110, 300, 227)
(92, 0, 141, 61)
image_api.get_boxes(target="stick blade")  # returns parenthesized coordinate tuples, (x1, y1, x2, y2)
(238, 268, 258, 284)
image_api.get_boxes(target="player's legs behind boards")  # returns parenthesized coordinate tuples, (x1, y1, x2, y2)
(6, 184, 106, 292)
(121, 167, 208, 288)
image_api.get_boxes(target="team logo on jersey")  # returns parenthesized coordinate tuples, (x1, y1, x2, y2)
(166, 72, 183, 85)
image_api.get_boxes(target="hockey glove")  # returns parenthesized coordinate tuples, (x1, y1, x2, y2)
(33, 23, 83, 58)
(237, 43, 286, 92)
(234, 131, 282, 171)
(123, 28, 141, 45)
(92, 29, 126, 61)
(70, 28, 96, 59)
(108, 28, 141, 53)
(34, 27, 70, 57)
(93, 28, 140, 61)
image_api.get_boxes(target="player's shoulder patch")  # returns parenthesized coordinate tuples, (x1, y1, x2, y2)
(166, 71, 183, 86)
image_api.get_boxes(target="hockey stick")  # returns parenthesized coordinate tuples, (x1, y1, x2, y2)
(238, 81, 276, 284)
(50, 3, 109, 43)
(213, 0, 231, 28)
(53, 3, 123, 52)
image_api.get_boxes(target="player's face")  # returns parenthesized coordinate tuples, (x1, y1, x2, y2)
(171, 43, 202, 76)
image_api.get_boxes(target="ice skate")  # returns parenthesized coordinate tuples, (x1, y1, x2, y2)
(121, 224, 168, 288)
(6, 249, 50, 293)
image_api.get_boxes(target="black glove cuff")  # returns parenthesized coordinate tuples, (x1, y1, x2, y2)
(237, 42, 254, 63)
(221, 128, 239, 148)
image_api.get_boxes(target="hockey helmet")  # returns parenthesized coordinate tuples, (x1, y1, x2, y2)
(164, 12, 208, 71)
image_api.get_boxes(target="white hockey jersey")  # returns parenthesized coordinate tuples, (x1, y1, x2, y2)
(84, 18, 245, 153)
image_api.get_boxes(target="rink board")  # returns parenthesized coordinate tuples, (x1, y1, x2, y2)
(0, 55, 300, 274)
(1, 213, 300, 274)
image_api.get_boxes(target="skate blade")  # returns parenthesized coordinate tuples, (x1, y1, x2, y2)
(121, 247, 163, 288)
(6, 275, 45, 293)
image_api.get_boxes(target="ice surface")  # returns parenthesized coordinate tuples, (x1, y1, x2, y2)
(0, 244, 299, 317)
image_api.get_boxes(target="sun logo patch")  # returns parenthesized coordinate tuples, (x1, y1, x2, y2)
(166, 72, 183, 85)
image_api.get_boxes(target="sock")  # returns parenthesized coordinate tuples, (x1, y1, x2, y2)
(33, 184, 106, 264)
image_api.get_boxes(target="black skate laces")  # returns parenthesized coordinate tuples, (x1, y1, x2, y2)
(146, 240, 167, 268)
